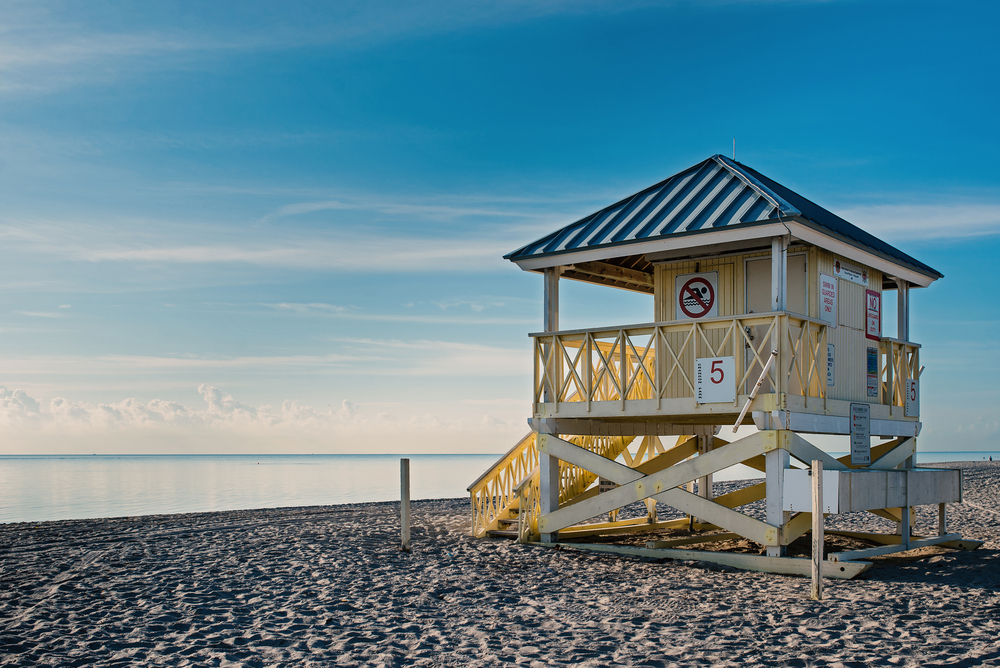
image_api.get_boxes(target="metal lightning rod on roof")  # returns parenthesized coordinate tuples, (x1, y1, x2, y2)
(732, 349, 777, 433)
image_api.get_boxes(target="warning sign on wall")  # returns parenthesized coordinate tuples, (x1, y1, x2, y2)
(834, 259, 868, 286)
(865, 289, 881, 341)
(675, 272, 719, 321)
(819, 273, 837, 328)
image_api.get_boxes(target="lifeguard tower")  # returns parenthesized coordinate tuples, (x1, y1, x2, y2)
(468, 154, 981, 578)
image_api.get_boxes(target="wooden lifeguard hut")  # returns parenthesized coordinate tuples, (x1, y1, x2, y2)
(468, 154, 981, 578)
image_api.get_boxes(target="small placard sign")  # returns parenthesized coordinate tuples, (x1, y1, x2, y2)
(695, 356, 735, 404)
(850, 403, 871, 466)
(905, 379, 919, 417)
(827, 343, 835, 387)
(598, 477, 618, 494)
(866, 347, 878, 398)
(834, 259, 868, 286)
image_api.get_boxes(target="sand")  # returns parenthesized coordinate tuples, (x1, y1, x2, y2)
(1, 461, 998, 667)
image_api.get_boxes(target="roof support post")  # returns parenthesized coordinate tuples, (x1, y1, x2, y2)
(543, 266, 561, 334)
(771, 235, 788, 312)
(897, 280, 910, 342)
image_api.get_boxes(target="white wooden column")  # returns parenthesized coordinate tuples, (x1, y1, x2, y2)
(765, 446, 789, 557)
(897, 280, 910, 342)
(697, 434, 713, 501)
(540, 267, 562, 543)
(771, 235, 789, 312)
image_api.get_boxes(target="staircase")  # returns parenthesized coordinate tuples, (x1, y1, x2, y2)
(468, 431, 637, 539)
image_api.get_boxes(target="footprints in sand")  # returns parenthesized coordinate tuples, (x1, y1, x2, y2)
(1, 470, 999, 666)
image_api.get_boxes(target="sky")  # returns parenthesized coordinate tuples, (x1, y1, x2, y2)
(1, 0, 998, 454)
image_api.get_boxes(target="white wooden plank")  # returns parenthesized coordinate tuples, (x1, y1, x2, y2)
(870, 437, 916, 470)
(652, 487, 778, 546)
(829, 533, 962, 561)
(539, 431, 772, 533)
(551, 542, 871, 580)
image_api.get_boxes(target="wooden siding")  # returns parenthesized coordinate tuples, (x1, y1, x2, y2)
(651, 246, 884, 405)
(816, 249, 883, 403)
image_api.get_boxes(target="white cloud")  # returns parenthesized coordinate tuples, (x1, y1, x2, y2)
(836, 201, 1000, 240)
(0, 384, 525, 453)
(0, 215, 518, 273)
(12, 310, 68, 318)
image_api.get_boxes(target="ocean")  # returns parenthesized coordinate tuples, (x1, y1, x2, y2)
(2, 451, 997, 524)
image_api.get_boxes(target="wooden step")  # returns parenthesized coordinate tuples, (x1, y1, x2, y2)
(485, 529, 519, 539)
(498, 518, 518, 527)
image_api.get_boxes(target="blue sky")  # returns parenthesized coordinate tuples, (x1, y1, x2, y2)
(1, 0, 998, 453)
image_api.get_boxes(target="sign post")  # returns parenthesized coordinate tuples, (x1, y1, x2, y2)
(400, 458, 411, 553)
(850, 403, 871, 465)
(810, 458, 824, 600)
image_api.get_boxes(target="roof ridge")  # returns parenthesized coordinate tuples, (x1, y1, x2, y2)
(711, 154, 801, 217)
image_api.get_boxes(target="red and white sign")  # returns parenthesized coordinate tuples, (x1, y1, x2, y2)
(695, 356, 735, 403)
(865, 289, 881, 341)
(675, 272, 719, 321)
(905, 379, 919, 417)
(819, 273, 837, 328)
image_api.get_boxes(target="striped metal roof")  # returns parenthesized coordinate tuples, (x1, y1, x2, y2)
(505, 155, 941, 280)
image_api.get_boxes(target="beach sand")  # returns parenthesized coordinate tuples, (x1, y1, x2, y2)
(1, 461, 998, 667)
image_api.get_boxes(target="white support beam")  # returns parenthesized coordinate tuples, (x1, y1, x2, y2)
(552, 542, 873, 580)
(652, 487, 778, 546)
(765, 445, 790, 557)
(871, 437, 916, 470)
(539, 450, 561, 543)
(540, 266, 562, 543)
(538, 431, 776, 533)
(897, 280, 910, 342)
(771, 235, 789, 312)
(543, 266, 561, 335)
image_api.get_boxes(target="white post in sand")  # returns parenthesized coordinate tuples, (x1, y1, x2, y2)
(401, 458, 411, 553)
(811, 459, 824, 601)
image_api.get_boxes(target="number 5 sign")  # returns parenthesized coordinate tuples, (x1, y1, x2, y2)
(905, 379, 919, 417)
(695, 356, 735, 404)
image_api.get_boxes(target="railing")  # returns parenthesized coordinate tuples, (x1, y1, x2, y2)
(879, 338, 921, 409)
(532, 312, 828, 411)
(468, 432, 538, 537)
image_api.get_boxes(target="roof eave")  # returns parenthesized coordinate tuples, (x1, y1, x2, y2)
(508, 220, 792, 271)
(786, 216, 941, 287)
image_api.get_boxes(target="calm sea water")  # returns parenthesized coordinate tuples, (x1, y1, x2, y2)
(0, 454, 500, 524)
(1, 451, 996, 524)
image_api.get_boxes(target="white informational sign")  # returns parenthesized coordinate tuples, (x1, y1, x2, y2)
(783, 469, 841, 514)
(819, 273, 838, 327)
(867, 347, 879, 398)
(834, 259, 868, 286)
(827, 343, 835, 387)
(598, 477, 618, 493)
(905, 379, 919, 417)
(675, 272, 719, 321)
(865, 289, 881, 341)
(850, 403, 871, 465)
(695, 356, 735, 404)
